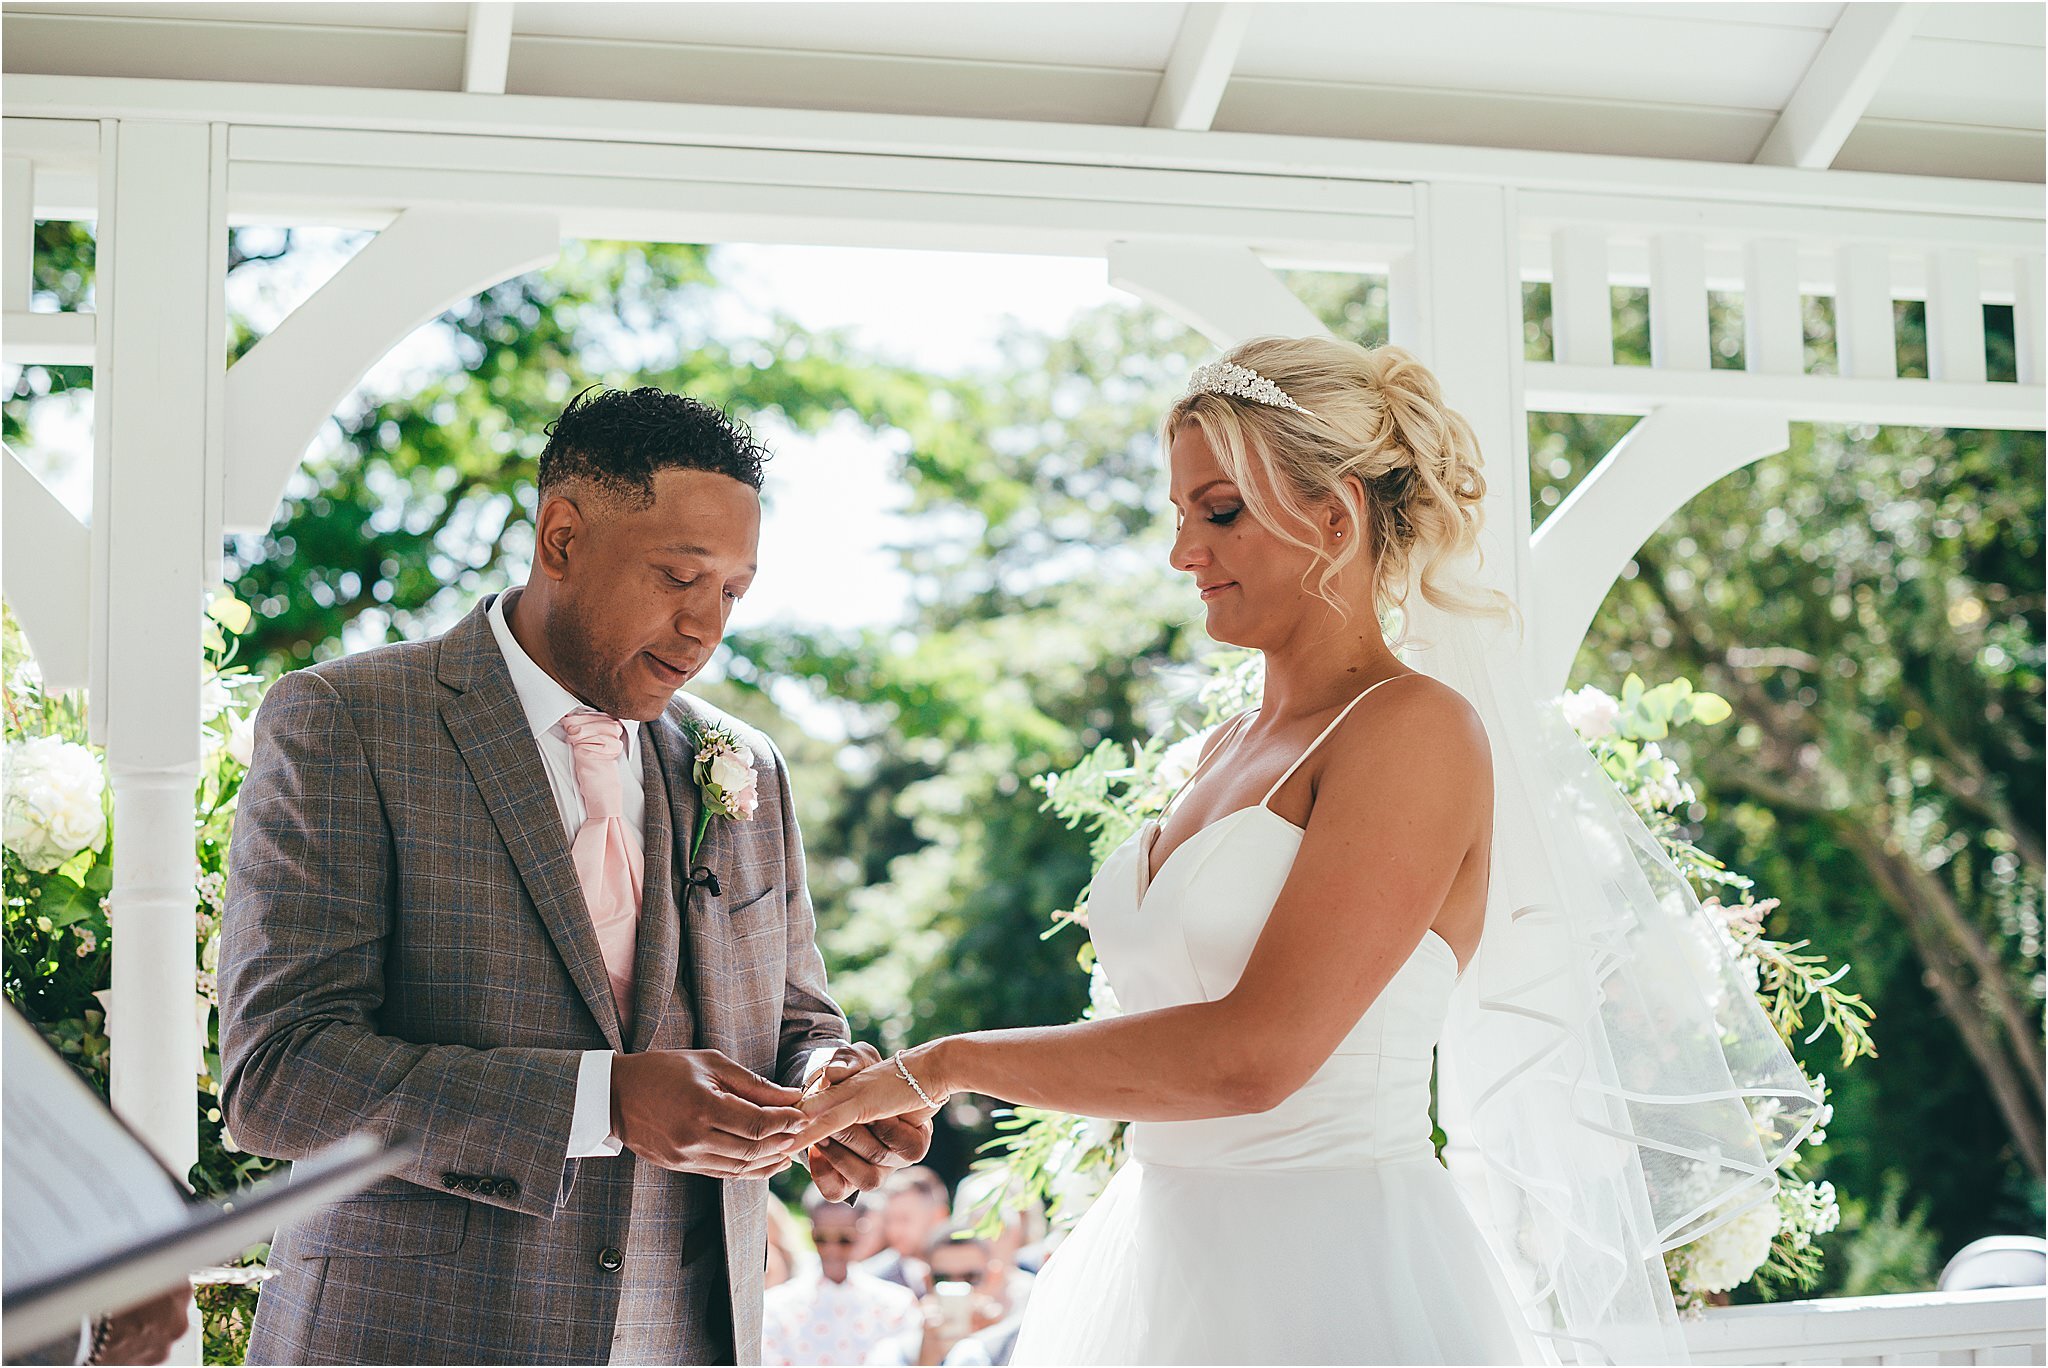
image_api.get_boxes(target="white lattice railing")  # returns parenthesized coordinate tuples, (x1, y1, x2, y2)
(1692, 1287, 2047, 1366)
(1519, 191, 2046, 433)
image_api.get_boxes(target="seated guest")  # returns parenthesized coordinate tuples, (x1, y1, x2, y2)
(762, 1185, 921, 1367)
(864, 1231, 1008, 1367)
(863, 1166, 952, 1295)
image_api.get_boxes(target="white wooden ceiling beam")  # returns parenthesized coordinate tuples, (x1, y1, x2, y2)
(223, 206, 558, 533)
(1106, 241, 1325, 346)
(11, 75, 2034, 222)
(1754, 2, 1918, 170)
(462, 3, 515, 96)
(1531, 405, 1791, 691)
(1148, 3, 1250, 132)
(2, 445, 90, 695)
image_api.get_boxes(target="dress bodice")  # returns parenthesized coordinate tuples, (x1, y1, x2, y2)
(1088, 682, 1462, 1172)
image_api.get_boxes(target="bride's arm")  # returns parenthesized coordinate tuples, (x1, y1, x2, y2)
(793, 682, 1491, 1143)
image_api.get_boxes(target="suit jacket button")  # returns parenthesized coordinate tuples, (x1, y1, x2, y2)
(441, 1173, 461, 1189)
(598, 1246, 624, 1273)
(496, 1179, 519, 1200)
(460, 1177, 482, 1193)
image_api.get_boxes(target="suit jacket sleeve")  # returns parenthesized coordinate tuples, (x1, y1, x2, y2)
(763, 738, 853, 1089)
(218, 669, 582, 1218)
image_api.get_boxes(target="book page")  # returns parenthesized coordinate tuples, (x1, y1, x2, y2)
(1, 1006, 192, 1296)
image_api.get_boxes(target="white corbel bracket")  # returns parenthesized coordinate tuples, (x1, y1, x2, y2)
(1107, 241, 1328, 348)
(223, 206, 559, 534)
(1530, 403, 1791, 692)
(3, 443, 90, 694)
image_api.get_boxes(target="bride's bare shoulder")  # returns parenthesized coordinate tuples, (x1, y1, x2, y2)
(1330, 674, 1489, 779)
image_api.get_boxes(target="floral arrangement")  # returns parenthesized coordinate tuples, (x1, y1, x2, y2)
(974, 652, 1874, 1310)
(2, 594, 278, 1362)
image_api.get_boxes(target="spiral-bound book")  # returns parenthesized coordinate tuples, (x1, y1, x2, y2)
(1, 1006, 410, 1354)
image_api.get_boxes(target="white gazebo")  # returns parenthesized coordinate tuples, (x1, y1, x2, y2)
(2, 3, 2042, 1361)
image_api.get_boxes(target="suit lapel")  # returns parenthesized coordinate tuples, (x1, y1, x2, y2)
(438, 598, 625, 1052)
(652, 703, 738, 1058)
(628, 738, 680, 1053)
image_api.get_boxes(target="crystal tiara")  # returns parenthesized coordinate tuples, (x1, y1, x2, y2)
(1183, 359, 1315, 418)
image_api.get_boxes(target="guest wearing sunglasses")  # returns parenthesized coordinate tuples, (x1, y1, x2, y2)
(761, 1186, 921, 1366)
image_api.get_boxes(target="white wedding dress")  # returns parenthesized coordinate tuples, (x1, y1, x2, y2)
(1011, 682, 1538, 1365)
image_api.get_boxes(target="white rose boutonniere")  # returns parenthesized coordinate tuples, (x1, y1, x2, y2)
(682, 721, 760, 886)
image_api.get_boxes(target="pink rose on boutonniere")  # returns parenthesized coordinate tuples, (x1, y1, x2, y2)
(684, 720, 760, 865)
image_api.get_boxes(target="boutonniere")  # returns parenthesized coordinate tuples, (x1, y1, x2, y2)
(680, 720, 760, 896)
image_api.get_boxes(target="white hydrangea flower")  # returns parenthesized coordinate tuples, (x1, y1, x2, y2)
(3, 736, 108, 872)
(1560, 685, 1620, 739)
(1685, 1199, 1781, 1293)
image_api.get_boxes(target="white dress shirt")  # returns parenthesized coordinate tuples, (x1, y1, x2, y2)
(486, 590, 642, 1159)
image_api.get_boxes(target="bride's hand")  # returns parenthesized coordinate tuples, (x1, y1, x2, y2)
(793, 1054, 940, 1153)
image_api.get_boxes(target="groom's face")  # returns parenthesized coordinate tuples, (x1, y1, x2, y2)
(543, 467, 761, 722)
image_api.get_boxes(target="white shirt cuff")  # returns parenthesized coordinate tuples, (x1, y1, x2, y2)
(568, 1050, 622, 1158)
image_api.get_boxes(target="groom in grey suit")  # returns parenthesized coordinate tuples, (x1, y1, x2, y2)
(220, 388, 929, 1365)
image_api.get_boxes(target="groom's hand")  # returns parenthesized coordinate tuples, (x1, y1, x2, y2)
(803, 1042, 934, 1201)
(609, 1049, 808, 1178)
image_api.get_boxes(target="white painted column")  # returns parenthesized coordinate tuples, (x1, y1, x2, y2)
(90, 119, 224, 1219)
(1394, 181, 1532, 603)
(1392, 180, 1530, 1218)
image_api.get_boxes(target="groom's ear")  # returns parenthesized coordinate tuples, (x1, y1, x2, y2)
(533, 490, 589, 581)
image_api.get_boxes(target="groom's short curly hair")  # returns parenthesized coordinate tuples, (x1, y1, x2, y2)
(538, 385, 769, 508)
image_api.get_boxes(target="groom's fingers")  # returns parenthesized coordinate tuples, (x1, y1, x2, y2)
(813, 1136, 884, 1190)
(706, 1054, 806, 1108)
(862, 1114, 932, 1166)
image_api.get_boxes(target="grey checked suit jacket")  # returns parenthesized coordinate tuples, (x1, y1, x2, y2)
(219, 595, 849, 1365)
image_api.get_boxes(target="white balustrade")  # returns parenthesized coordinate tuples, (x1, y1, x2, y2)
(1691, 1287, 2047, 1366)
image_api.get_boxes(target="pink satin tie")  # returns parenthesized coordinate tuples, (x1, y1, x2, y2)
(560, 708, 644, 1037)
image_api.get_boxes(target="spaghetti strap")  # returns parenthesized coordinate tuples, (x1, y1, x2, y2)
(1260, 675, 1416, 806)
(1157, 710, 1257, 825)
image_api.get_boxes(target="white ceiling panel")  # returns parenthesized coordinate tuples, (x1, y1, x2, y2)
(1911, 2, 2045, 47)
(1868, 33, 2048, 129)
(508, 1, 1182, 70)
(1233, 2, 1822, 111)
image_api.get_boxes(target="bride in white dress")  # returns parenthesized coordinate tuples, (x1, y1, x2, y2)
(794, 337, 1816, 1365)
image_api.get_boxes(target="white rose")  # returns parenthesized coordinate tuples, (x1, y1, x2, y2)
(225, 712, 257, 768)
(1560, 685, 1620, 739)
(708, 745, 759, 818)
(3, 736, 108, 872)
(1154, 727, 1215, 795)
(1685, 1198, 1781, 1293)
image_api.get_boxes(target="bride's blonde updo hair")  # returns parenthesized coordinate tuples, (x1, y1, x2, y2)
(1163, 335, 1513, 632)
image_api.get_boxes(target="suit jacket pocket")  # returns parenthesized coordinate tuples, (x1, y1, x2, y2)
(295, 1190, 468, 1260)
(726, 885, 782, 941)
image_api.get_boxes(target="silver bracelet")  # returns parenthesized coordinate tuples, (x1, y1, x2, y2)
(892, 1053, 938, 1109)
